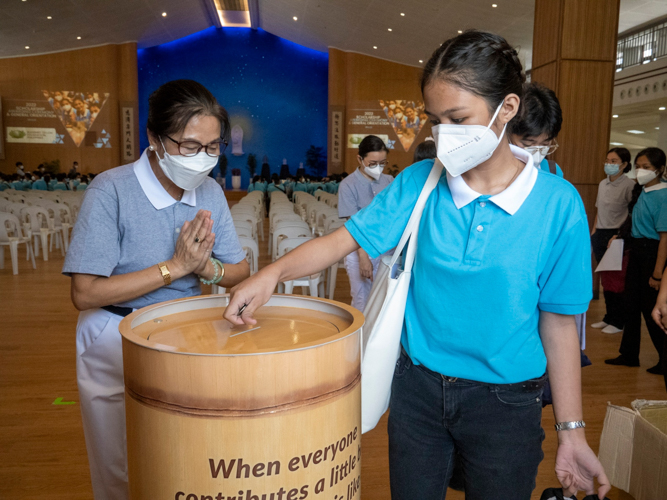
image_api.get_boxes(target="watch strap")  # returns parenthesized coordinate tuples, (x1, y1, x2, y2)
(554, 420, 586, 431)
(158, 262, 172, 286)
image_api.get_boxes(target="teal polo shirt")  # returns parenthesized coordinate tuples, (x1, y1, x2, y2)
(346, 146, 591, 384)
(631, 183, 667, 240)
(539, 158, 564, 178)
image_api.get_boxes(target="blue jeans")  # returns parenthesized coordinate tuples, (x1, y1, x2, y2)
(388, 350, 546, 500)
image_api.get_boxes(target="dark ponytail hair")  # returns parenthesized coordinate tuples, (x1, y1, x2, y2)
(147, 79, 230, 142)
(421, 30, 525, 110)
(608, 147, 632, 173)
(358, 135, 388, 159)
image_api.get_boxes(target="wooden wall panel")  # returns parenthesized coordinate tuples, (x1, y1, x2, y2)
(554, 60, 615, 185)
(531, 61, 559, 93)
(573, 184, 600, 231)
(532, 0, 563, 69)
(0, 43, 138, 175)
(328, 50, 426, 174)
(561, 0, 621, 61)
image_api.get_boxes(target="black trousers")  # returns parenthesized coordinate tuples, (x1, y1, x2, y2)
(619, 238, 665, 364)
(592, 228, 625, 328)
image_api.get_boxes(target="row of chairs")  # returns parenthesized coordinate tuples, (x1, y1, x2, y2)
(0, 189, 82, 274)
(268, 190, 345, 299)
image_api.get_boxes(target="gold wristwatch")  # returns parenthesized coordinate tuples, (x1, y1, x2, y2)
(158, 262, 172, 286)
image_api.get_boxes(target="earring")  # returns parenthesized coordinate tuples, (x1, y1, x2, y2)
(149, 145, 155, 151)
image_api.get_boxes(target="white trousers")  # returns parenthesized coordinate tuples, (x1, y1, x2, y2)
(345, 251, 381, 311)
(76, 309, 129, 500)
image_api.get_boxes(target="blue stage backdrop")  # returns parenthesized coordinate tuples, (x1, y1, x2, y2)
(138, 27, 328, 189)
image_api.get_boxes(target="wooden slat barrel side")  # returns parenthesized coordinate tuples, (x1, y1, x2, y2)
(121, 331, 360, 413)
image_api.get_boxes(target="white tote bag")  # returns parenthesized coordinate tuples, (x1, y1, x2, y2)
(361, 159, 444, 433)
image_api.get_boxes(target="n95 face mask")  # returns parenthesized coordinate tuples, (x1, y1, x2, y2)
(157, 138, 218, 191)
(432, 102, 507, 177)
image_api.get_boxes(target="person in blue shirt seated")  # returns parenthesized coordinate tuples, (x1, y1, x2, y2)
(0, 174, 10, 191)
(31, 174, 48, 191)
(247, 175, 261, 193)
(223, 30, 610, 500)
(77, 176, 89, 191)
(608, 147, 667, 376)
(43, 175, 54, 191)
(266, 174, 286, 194)
(53, 173, 69, 190)
(508, 82, 563, 178)
(10, 175, 25, 191)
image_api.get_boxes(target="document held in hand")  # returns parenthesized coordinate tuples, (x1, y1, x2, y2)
(595, 238, 624, 272)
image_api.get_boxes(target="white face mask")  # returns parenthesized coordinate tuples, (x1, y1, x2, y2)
(636, 169, 658, 186)
(63, 105, 72, 112)
(156, 138, 218, 191)
(395, 113, 404, 120)
(529, 150, 546, 166)
(55, 95, 62, 101)
(363, 164, 383, 180)
(432, 102, 506, 177)
(389, 104, 396, 110)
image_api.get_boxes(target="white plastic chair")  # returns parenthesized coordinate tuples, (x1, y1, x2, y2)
(277, 236, 323, 297)
(233, 220, 254, 240)
(323, 219, 347, 300)
(0, 212, 36, 274)
(238, 236, 259, 275)
(272, 224, 311, 262)
(22, 205, 63, 261)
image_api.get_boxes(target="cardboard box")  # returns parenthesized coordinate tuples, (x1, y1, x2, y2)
(598, 400, 667, 500)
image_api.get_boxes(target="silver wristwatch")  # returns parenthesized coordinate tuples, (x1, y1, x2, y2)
(554, 420, 586, 431)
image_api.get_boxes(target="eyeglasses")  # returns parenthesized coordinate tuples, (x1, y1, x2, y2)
(164, 135, 228, 157)
(524, 140, 559, 157)
(364, 160, 389, 168)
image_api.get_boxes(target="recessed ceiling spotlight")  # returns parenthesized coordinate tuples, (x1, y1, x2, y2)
(162, 12, 167, 17)
(458, 30, 463, 34)
(656, 127, 661, 130)
(373, 46, 377, 49)
(293, 16, 297, 21)
(25, 46, 29, 49)
(612, 114, 619, 118)
(47, 16, 52, 19)
(401, 13, 405, 16)
(77, 36, 81, 40)
(627, 130, 645, 134)
(388, 28, 393, 31)
(610, 142, 624, 146)
(660, 107, 666, 110)
(492, 3, 498, 7)
(419, 60, 423, 63)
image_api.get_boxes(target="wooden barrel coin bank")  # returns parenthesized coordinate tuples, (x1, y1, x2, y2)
(119, 294, 363, 500)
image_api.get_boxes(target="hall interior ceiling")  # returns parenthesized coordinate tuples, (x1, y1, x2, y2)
(2, 0, 667, 68)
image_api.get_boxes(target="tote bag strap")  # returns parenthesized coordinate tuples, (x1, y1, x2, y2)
(389, 159, 444, 270)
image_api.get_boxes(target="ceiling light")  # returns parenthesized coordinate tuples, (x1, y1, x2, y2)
(25, 46, 29, 49)
(419, 60, 423, 63)
(656, 127, 660, 130)
(77, 36, 81, 40)
(400, 13, 405, 16)
(610, 142, 624, 146)
(293, 16, 297, 21)
(388, 28, 392, 31)
(458, 30, 463, 34)
(660, 107, 666, 110)
(627, 130, 645, 134)
(612, 114, 619, 118)
(47, 16, 52, 19)
(373, 46, 377, 49)
(492, 3, 498, 7)
(162, 12, 167, 17)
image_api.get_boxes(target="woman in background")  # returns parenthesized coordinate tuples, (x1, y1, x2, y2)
(606, 147, 667, 375)
(337, 135, 393, 311)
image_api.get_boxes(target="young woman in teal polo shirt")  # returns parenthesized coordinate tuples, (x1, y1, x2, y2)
(225, 31, 609, 500)
(607, 147, 667, 375)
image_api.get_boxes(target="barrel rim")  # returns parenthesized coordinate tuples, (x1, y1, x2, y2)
(118, 294, 365, 357)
